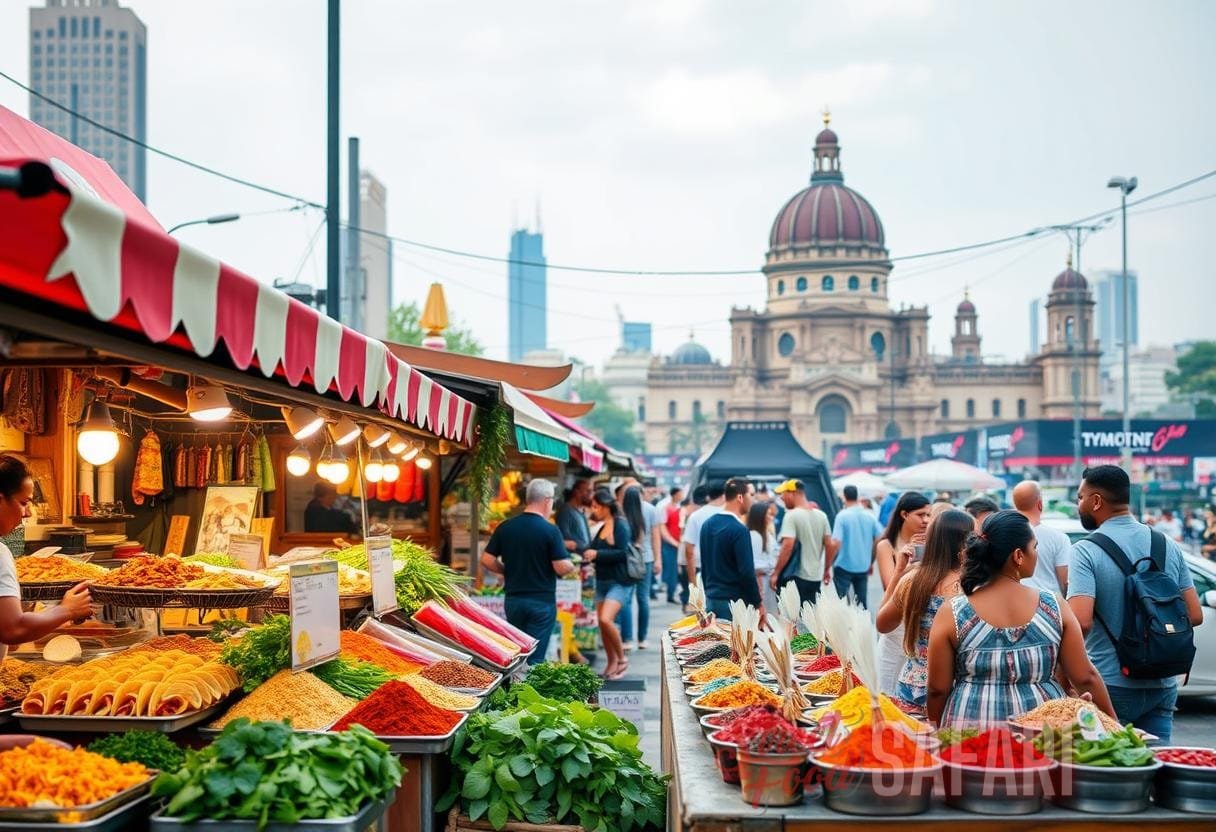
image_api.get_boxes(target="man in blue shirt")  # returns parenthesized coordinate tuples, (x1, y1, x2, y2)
(700, 477, 760, 621)
(1067, 465, 1203, 742)
(831, 485, 883, 608)
(555, 478, 591, 554)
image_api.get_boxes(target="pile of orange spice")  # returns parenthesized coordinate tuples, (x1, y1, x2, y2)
(339, 631, 422, 675)
(815, 723, 937, 770)
(695, 679, 781, 710)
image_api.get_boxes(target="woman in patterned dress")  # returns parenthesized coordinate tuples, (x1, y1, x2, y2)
(926, 510, 1114, 727)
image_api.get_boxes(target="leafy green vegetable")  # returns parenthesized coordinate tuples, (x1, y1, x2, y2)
(331, 539, 465, 615)
(789, 632, 818, 652)
(1034, 723, 1155, 767)
(207, 618, 252, 643)
(438, 686, 667, 831)
(219, 615, 292, 692)
(184, 552, 241, 569)
(88, 730, 186, 772)
(312, 657, 394, 700)
(152, 719, 403, 829)
(523, 664, 603, 704)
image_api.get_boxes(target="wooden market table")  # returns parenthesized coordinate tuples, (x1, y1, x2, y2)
(659, 637, 1197, 832)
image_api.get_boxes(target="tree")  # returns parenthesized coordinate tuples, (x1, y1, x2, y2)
(386, 302, 485, 356)
(573, 378, 640, 453)
(667, 409, 716, 456)
(1165, 341, 1216, 417)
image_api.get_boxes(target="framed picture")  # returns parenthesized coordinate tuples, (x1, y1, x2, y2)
(25, 457, 61, 524)
(194, 486, 260, 554)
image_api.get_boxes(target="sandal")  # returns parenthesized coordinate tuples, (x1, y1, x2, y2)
(608, 660, 629, 680)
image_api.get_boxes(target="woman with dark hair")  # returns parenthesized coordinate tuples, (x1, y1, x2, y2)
(927, 510, 1114, 726)
(583, 488, 635, 680)
(0, 455, 93, 660)
(620, 486, 660, 650)
(747, 501, 778, 612)
(873, 492, 931, 694)
(876, 509, 973, 711)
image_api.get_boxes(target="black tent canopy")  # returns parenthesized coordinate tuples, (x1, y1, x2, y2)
(691, 421, 839, 522)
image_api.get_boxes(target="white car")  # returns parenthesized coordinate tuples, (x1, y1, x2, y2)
(1040, 513, 1216, 698)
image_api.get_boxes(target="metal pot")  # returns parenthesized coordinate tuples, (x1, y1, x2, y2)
(47, 527, 89, 554)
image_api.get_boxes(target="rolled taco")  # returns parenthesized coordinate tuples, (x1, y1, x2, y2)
(112, 679, 144, 716)
(87, 680, 120, 716)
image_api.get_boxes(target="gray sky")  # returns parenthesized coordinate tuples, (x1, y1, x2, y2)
(2, 0, 1213, 367)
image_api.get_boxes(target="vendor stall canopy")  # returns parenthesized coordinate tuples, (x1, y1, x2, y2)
(0, 106, 476, 455)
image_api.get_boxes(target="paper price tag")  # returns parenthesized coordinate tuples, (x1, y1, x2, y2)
(227, 534, 266, 571)
(366, 535, 398, 617)
(288, 560, 340, 672)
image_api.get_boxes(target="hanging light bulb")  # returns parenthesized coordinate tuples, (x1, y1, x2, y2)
(381, 458, 401, 482)
(363, 424, 390, 448)
(385, 432, 407, 455)
(328, 416, 360, 446)
(282, 406, 324, 440)
(77, 399, 120, 466)
(415, 454, 434, 471)
(400, 443, 420, 462)
(286, 445, 311, 477)
(186, 383, 232, 422)
(364, 447, 385, 484)
(326, 453, 351, 484)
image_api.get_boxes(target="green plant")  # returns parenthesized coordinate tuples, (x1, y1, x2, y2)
(438, 686, 667, 831)
(388, 301, 484, 356)
(523, 664, 603, 703)
(330, 538, 464, 615)
(88, 731, 186, 772)
(219, 615, 292, 692)
(468, 404, 510, 509)
(312, 657, 395, 699)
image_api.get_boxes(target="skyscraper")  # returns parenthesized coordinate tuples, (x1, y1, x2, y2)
(29, 0, 148, 201)
(507, 228, 546, 362)
(622, 321, 653, 354)
(1093, 269, 1139, 358)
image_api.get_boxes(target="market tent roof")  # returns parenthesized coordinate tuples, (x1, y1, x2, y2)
(498, 382, 572, 462)
(692, 421, 838, 520)
(831, 471, 889, 499)
(0, 109, 474, 444)
(883, 458, 1004, 492)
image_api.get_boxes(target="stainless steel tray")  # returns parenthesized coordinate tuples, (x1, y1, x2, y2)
(0, 794, 157, 832)
(0, 774, 155, 823)
(353, 710, 469, 755)
(447, 670, 505, 698)
(410, 619, 531, 673)
(150, 794, 393, 831)
(16, 700, 227, 733)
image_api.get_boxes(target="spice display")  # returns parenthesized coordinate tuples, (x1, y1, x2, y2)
(0, 658, 57, 707)
(686, 658, 741, 684)
(1156, 748, 1216, 767)
(183, 572, 264, 590)
(88, 730, 187, 772)
(340, 630, 423, 675)
(675, 630, 721, 647)
(797, 654, 841, 673)
(183, 552, 240, 568)
(669, 614, 699, 630)
(401, 674, 479, 710)
(937, 726, 982, 746)
(209, 670, 357, 731)
(698, 676, 741, 695)
(694, 679, 781, 710)
(1011, 697, 1123, 733)
(94, 555, 204, 588)
(312, 657, 395, 700)
(815, 723, 938, 770)
(715, 709, 818, 748)
(447, 592, 538, 651)
(331, 680, 463, 735)
(15, 555, 108, 582)
(790, 633, 819, 653)
(1033, 723, 1155, 767)
(682, 643, 732, 667)
(0, 740, 150, 809)
(21, 649, 238, 716)
(357, 617, 449, 666)
(941, 728, 1051, 769)
(330, 539, 463, 615)
(412, 600, 521, 666)
(419, 659, 497, 689)
(803, 668, 862, 696)
(153, 720, 402, 829)
(133, 634, 223, 658)
(704, 704, 779, 730)
(516, 662, 602, 703)
(220, 614, 291, 692)
(807, 686, 923, 731)
(746, 724, 817, 754)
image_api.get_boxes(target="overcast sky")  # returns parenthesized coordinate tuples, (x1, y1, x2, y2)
(2, 0, 1213, 367)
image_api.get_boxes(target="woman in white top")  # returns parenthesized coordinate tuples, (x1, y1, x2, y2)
(872, 492, 931, 695)
(747, 502, 779, 614)
(0, 456, 93, 661)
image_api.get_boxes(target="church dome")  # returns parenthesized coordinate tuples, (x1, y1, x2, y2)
(1052, 266, 1088, 291)
(768, 118, 885, 251)
(957, 296, 976, 314)
(670, 338, 713, 366)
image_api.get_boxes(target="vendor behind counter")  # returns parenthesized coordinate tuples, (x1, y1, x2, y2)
(304, 482, 358, 534)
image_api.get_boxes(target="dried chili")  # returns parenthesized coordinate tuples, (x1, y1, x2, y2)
(705, 704, 777, 729)
(331, 681, 461, 736)
(798, 654, 841, 673)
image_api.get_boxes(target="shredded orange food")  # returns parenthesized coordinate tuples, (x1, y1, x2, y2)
(0, 740, 149, 808)
(339, 631, 423, 675)
(694, 679, 781, 710)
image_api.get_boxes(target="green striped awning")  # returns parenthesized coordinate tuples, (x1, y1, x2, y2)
(513, 424, 569, 461)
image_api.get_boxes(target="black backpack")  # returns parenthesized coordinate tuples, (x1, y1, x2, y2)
(1085, 530, 1196, 680)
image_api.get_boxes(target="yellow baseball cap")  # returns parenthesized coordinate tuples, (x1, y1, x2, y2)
(773, 479, 804, 494)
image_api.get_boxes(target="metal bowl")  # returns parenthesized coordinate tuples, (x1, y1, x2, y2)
(738, 747, 813, 807)
(942, 760, 1058, 815)
(1152, 747, 1216, 814)
(690, 700, 734, 718)
(812, 758, 943, 816)
(706, 731, 742, 785)
(1050, 759, 1163, 814)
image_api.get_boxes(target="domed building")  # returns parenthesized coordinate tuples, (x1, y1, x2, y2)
(640, 116, 1102, 456)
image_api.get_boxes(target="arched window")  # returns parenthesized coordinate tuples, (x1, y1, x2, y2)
(692, 400, 702, 420)
(817, 395, 849, 434)
(777, 279, 785, 295)
(940, 399, 950, 419)
(965, 399, 975, 419)
(637, 398, 646, 422)
(796, 276, 808, 292)
(1017, 398, 1027, 418)
(871, 277, 880, 292)
(1065, 316, 1076, 344)
(716, 400, 725, 419)
(992, 399, 1001, 417)
(668, 400, 677, 420)
(822, 275, 834, 291)
(870, 332, 886, 361)
(778, 333, 795, 357)
(848, 275, 860, 291)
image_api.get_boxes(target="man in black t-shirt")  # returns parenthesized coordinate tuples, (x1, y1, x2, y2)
(480, 478, 575, 664)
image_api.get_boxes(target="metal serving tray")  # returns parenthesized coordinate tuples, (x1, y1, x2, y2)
(448, 670, 505, 698)
(16, 700, 227, 734)
(353, 710, 470, 755)
(410, 619, 531, 673)
(150, 794, 393, 832)
(0, 774, 156, 823)
(0, 794, 157, 832)
(0, 705, 17, 725)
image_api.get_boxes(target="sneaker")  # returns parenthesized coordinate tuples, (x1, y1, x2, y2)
(623, 642, 633, 652)
(637, 640, 650, 650)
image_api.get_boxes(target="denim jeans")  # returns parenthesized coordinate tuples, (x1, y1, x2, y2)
(661, 542, 680, 601)
(1107, 685, 1179, 743)
(678, 566, 691, 606)
(504, 595, 557, 666)
(706, 597, 734, 622)
(833, 567, 869, 608)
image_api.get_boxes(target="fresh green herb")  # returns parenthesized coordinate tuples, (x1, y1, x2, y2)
(467, 404, 511, 508)
(1034, 723, 1155, 767)
(312, 657, 395, 700)
(219, 615, 292, 692)
(184, 552, 241, 569)
(330, 539, 465, 615)
(438, 686, 667, 831)
(207, 618, 252, 643)
(153, 719, 403, 829)
(790, 632, 818, 652)
(937, 726, 981, 746)
(523, 663, 603, 703)
(88, 731, 186, 772)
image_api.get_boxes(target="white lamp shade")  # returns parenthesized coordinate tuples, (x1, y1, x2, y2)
(363, 424, 390, 448)
(283, 406, 324, 440)
(78, 429, 120, 466)
(187, 384, 232, 422)
(385, 433, 407, 455)
(329, 416, 360, 446)
(400, 445, 420, 462)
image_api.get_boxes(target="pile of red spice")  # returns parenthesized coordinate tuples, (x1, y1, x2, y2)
(814, 723, 937, 770)
(706, 704, 777, 730)
(797, 654, 841, 673)
(676, 631, 721, 647)
(940, 727, 1051, 769)
(331, 680, 462, 736)
(715, 709, 818, 748)
(746, 724, 817, 754)
(419, 660, 497, 689)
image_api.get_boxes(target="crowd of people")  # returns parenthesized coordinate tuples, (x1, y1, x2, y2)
(480, 463, 1204, 743)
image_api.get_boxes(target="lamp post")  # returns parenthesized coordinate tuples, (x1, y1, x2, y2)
(166, 213, 241, 235)
(1107, 175, 1138, 470)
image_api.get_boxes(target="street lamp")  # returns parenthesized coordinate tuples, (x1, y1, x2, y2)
(1107, 175, 1137, 470)
(166, 213, 241, 235)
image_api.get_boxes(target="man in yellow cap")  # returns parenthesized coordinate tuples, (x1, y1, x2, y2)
(771, 479, 835, 604)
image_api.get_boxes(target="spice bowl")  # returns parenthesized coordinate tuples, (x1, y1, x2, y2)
(690, 700, 733, 718)
(707, 731, 742, 785)
(812, 759, 943, 816)
(942, 760, 1058, 815)
(1153, 747, 1216, 814)
(737, 748, 812, 806)
(1049, 760, 1163, 814)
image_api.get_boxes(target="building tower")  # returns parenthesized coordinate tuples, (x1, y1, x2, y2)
(1035, 257, 1101, 419)
(951, 292, 981, 363)
(29, 0, 147, 201)
(507, 227, 546, 362)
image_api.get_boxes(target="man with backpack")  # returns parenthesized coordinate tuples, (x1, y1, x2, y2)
(1067, 465, 1203, 742)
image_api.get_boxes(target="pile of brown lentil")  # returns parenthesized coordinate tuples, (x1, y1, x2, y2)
(419, 660, 497, 689)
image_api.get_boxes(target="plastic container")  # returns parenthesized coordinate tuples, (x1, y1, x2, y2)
(737, 748, 811, 807)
